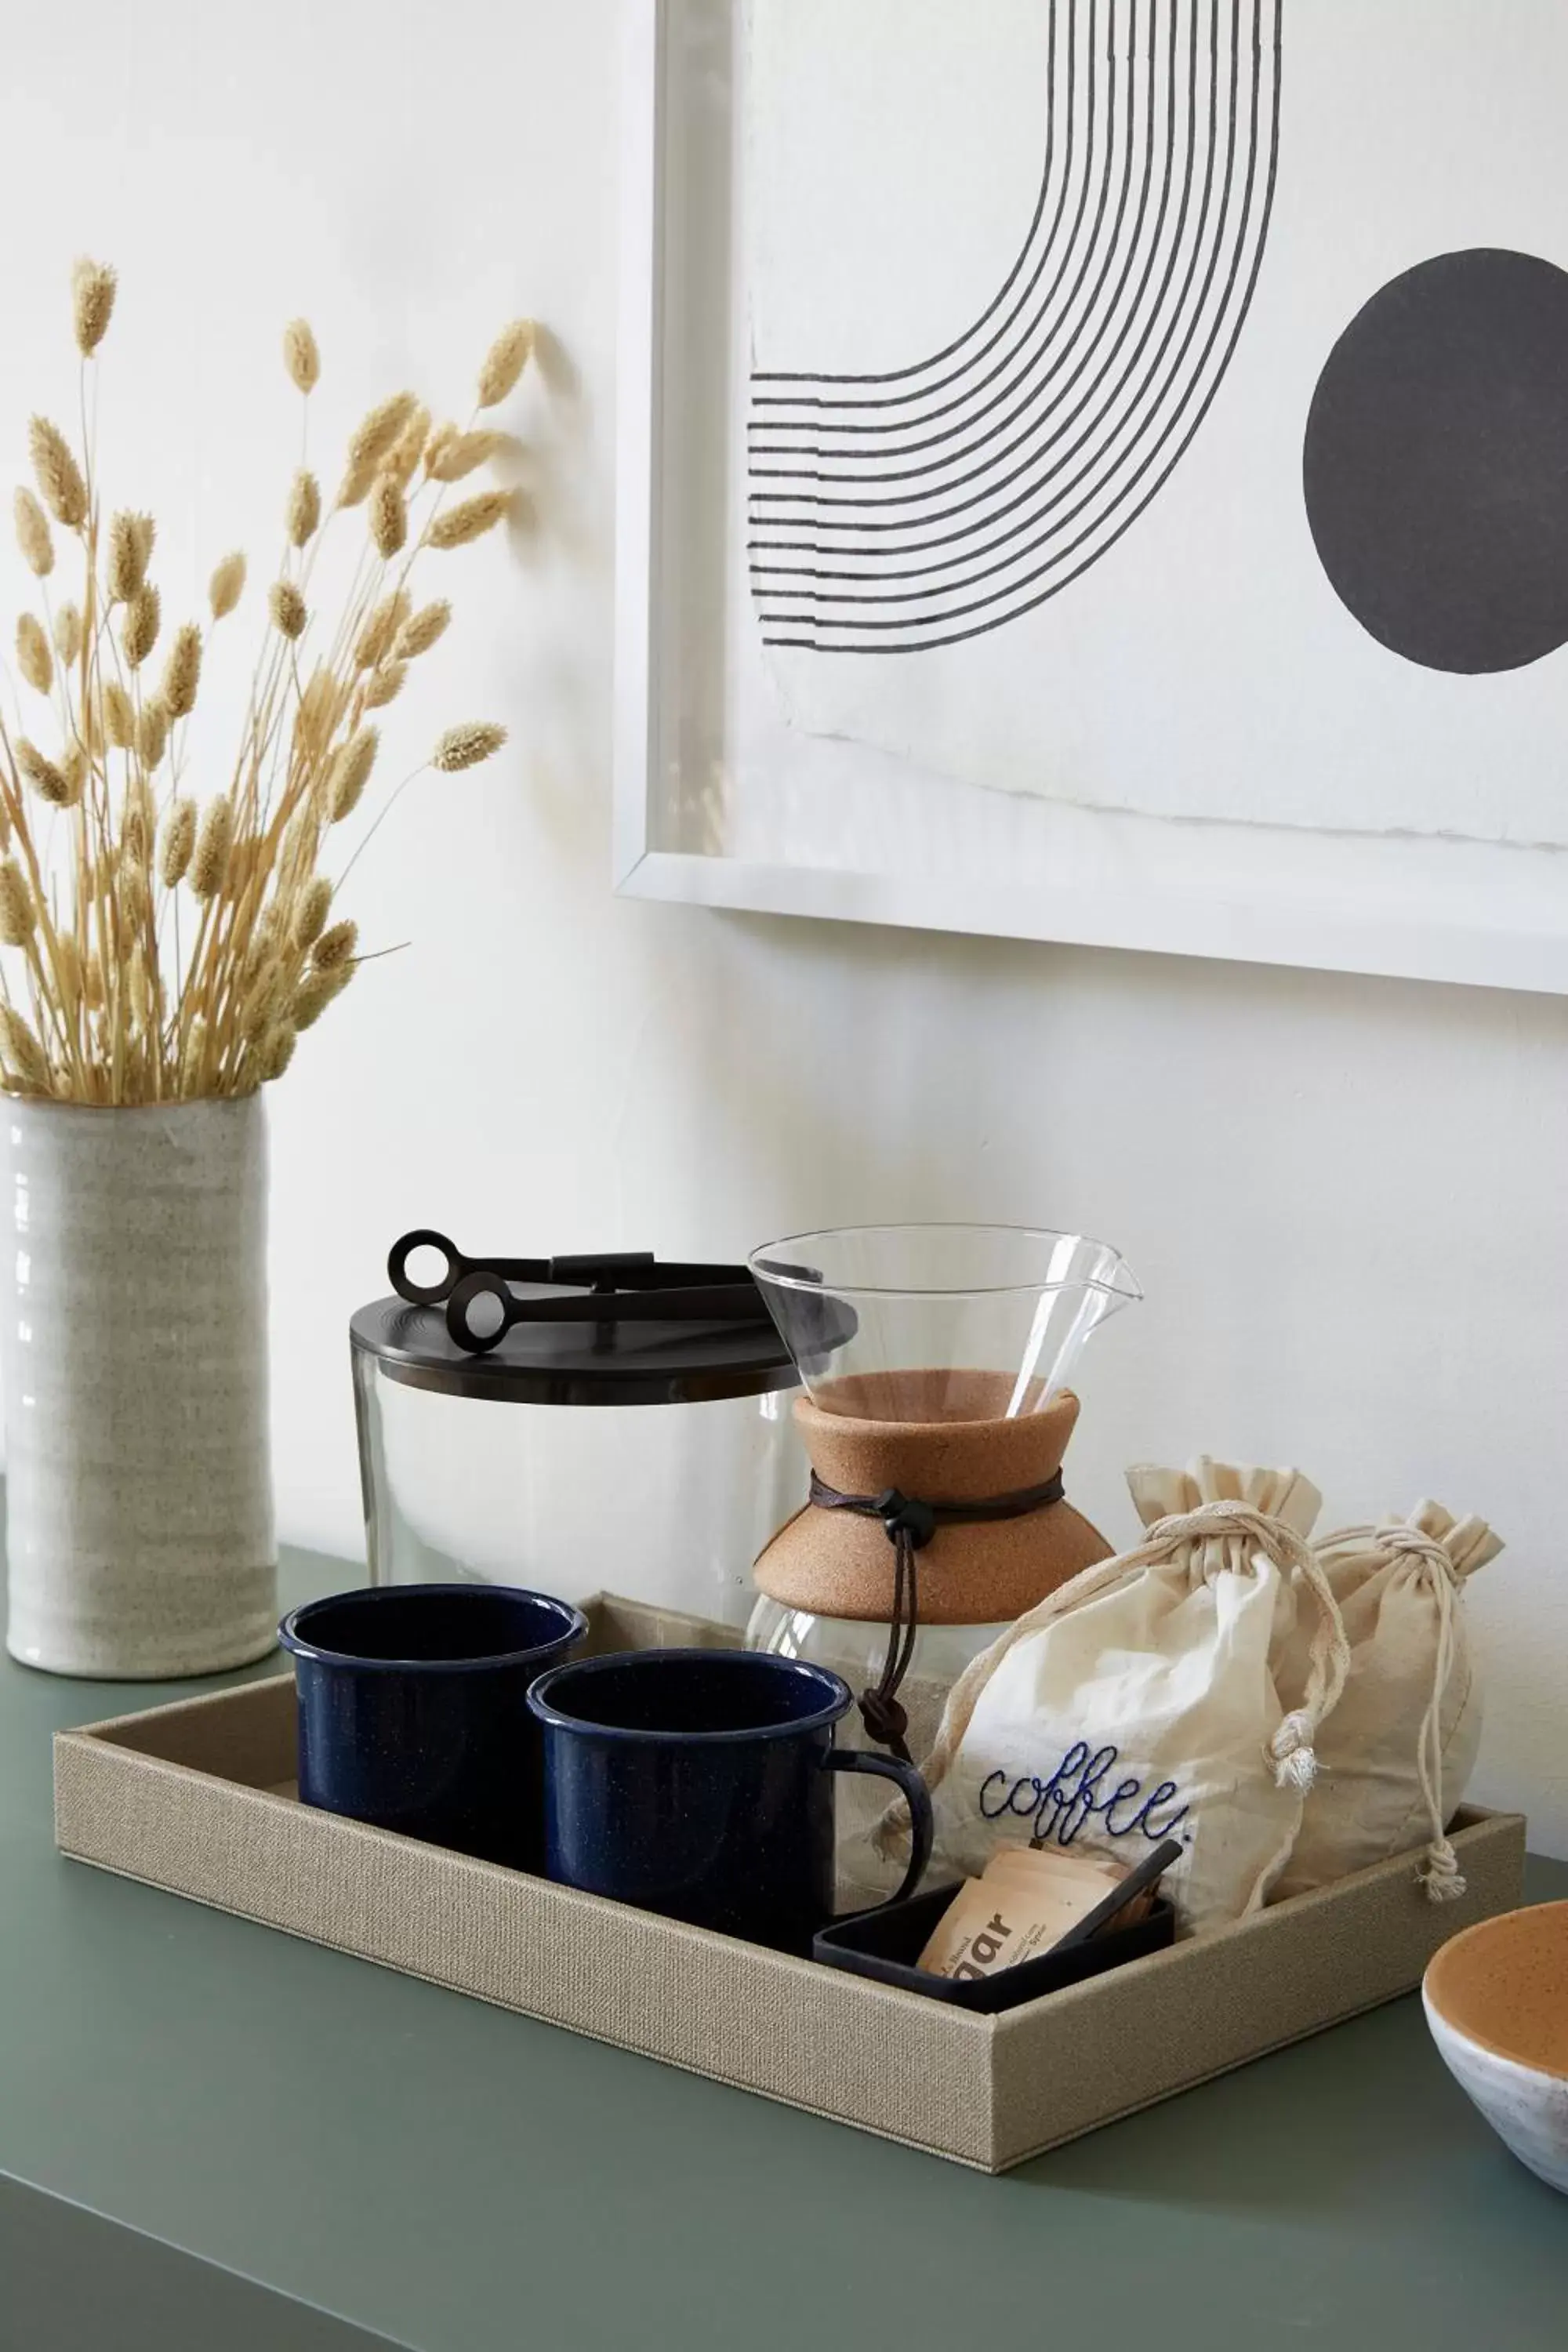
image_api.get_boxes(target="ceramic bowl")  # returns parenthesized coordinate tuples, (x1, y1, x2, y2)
(1422, 1900, 1568, 2194)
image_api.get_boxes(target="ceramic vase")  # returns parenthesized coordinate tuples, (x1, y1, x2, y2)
(1, 1093, 278, 1678)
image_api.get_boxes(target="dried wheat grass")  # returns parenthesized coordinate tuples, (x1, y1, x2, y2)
(369, 475, 406, 558)
(54, 935, 80, 1007)
(241, 960, 284, 1038)
(108, 511, 154, 602)
(52, 603, 82, 666)
(340, 393, 417, 504)
(29, 418, 87, 528)
(291, 961, 352, 1030)
(0, 260, 552, 1102)
(283, 319, 321, 394)
(0, 858, 35, 946)
(121, 582, 162, 668)
(180, 1015, 207, 1092)
(395, 600, 450, 659)
(158, 798, 196, 887)
(385, 404, 430, 492)
(354, 592, 410, 671)
(327, 726, 378, 821)
(119, 858, 150, 932)
(268, 579, 307, 640)
(209, 550, 247, 619)
(256, 1022, 297, 1080)
(433, 721, 506, 771)
(429, 429, 524, 484)
(137, 698, 169, 771)
(191, 797, 234, 898)
(71, 259, 118, 357)
(426, 491, 513, 550)
(337, 454, 379, 509)
(313, 917, 358, 971)
(0, 1006, 48, 1085)
(15, 615, 52, 695)
(122, 775, 155, 862)
(127, 949, 150, 1031)
(13, 489, 53, 577)
(102, 681, 136, 749)
(295, 666, 341, 752)
(226, 837, 256, 898)
(162, 622, 202, 719)
(286, 470, 321, 547)
(16, 739, 71, 804)
(477, 320, 533, 408)
(292, 875, 332, 949)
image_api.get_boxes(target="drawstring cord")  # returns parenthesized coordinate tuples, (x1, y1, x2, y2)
(920, 1497, 1350, 1800)
(808, 1472, 1065, 1764)
(1327, 1520, 1470, 1902)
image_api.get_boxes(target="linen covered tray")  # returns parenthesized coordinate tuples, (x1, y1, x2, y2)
(52, 1593, 1526, 2173)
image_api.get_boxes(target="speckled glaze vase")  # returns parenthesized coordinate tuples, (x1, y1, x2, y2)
(2, 1094, 277, 1678)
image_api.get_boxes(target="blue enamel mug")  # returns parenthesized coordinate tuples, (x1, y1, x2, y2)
(526, 1648, 934, 1953)
(279, 1583, 586, 1871)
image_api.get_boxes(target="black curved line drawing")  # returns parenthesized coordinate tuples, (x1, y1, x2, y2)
(752, 1, 1260, 524)
(748, 0, 1159, 459)
(758, 0, 1248, 612)
(753, 2, 1232, 561)
(761, 1, 1273, 644)
(751, 0, 1194, 560)
(747, 0, 1218, 501)
(745, 1, 1186, 517)
(750, 0, 1112, 461)
(768, 41, 1276, 650)
(749, 8, 1134, 481)
(750, 0, 1076, 403)
(761, 46, 1259, 620)
(755, 0, 1249, 601)
(746, 0, 1283, 653)
(750, 0, 1188, 579)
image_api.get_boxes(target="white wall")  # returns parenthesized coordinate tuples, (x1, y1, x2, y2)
(2, 1, 1564, 1854)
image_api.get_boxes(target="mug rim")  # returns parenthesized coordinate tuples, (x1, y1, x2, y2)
(527, 1646, 854, 1744)
(278, 1581, 587, 1675)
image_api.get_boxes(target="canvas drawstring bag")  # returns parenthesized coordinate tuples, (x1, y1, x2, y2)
(885, 1461, 1351, 1937)
(1274, 1501, 1501, 1905)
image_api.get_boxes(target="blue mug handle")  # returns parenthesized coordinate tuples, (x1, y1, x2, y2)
(824, 1748, 934, 1906)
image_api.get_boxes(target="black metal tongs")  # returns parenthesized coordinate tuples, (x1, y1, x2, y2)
(387, 1230, 771, 1356)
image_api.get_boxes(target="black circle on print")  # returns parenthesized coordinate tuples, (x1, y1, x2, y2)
(1303, 249, 1568, 674)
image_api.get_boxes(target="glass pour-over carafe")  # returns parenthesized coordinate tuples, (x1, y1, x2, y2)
(746, 1225, 1141, 1902)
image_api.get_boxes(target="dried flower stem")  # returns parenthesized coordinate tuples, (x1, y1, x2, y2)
(0, 264, 539, 1102)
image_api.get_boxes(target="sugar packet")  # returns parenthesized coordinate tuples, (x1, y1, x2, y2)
(916, 1843, 1144, 1983)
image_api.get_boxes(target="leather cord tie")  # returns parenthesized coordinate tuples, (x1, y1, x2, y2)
(807, 1471, 1067, 1763)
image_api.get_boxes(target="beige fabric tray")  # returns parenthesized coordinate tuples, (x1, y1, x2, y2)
(52, 1593, 1527, 2173)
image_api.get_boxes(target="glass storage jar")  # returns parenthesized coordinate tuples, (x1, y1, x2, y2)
(352, 1238, 806, 1624)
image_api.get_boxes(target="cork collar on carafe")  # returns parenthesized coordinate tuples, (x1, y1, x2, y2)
(753, 1373, 1112, 1627)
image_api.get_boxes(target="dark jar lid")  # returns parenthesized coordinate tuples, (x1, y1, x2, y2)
(350, 1291, 800, 1409)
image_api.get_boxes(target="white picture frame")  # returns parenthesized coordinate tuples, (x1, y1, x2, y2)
(612, 0, 1568, 996)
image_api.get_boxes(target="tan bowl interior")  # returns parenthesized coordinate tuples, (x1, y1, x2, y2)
(1425, 1900, 1568, 2078)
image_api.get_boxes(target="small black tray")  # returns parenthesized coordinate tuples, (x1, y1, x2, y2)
(814, 1882, 1177, 2013)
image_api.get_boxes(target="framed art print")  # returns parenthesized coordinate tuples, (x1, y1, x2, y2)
(614, 0, 1568, 993)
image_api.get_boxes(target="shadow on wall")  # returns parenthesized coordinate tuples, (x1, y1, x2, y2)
(667, 903, 1568, 1238)
(503, 322, 608, 869)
